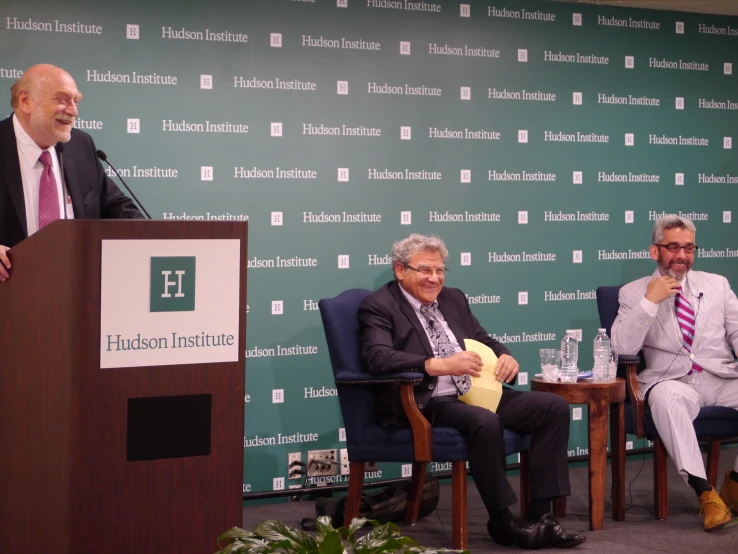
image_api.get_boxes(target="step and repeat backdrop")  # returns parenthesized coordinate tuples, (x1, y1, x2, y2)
(2, 0, 737, 497)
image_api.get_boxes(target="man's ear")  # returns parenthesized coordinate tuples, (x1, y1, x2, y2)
(649, 244, 659, 262)
(17, 90, 32, 115)
(393, 262, 405, 281)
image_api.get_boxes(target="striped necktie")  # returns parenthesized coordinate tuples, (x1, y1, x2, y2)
(675, 286, 702, 374)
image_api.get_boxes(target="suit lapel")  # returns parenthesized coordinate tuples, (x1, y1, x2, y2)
(656, 299, 683, 351)
(437, 291, 467, 351)
(0, 116, 28, 237)
(390, 282, 434, 358)
(651, 270, 683, 350)
(58, 148, 83, 218)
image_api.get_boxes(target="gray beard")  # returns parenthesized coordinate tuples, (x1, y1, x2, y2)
(658, 263, 688, 280)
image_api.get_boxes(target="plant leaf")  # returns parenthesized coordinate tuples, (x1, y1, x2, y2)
(253, 520, 319, 551)
(345, 517, 369, 538)
(317, 530, 345, 554)
(316, 515, 337, 539)
(217, 527, 259, 545)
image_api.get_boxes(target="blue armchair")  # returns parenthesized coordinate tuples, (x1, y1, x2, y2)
(319, 288, 531, 549)
(596, 285, 738, 519)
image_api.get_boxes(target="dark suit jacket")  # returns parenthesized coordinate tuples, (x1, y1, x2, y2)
(358, 280, 511, 427)
(0, 115, 143, 248)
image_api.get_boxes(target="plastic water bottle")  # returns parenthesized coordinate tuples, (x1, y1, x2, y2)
(560, 330, 579, 383)
(593, 329, 611, 381)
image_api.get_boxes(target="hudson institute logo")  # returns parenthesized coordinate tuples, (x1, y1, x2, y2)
(150, 257, 196, 312)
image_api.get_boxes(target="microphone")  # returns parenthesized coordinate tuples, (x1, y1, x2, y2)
(56, 142, 69, 220)
(96, 149, 152, 219)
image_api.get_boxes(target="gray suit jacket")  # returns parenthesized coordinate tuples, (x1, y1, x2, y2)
(611, 269, 738, 395)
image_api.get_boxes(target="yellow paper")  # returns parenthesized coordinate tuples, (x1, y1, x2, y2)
(459, 339, 503, 413)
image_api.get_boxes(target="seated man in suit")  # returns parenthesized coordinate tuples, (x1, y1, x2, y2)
(0, 63, 143, 282)
(612, 215, 738, 531)
(358, 233, 585, 549)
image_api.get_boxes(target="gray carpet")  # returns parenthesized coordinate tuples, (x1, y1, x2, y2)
(242, 448, 738, 552)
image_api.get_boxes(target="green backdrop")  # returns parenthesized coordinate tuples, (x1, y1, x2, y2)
(2, 0, 736, 497)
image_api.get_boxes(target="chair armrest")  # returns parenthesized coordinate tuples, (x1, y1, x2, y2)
(334, 371, 425, 385)
(401, 383, 432, 462)
(619, 355, 644, 438)
(333, 370, 432, 461)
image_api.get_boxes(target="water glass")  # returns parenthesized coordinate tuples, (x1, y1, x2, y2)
(539, 349, 561, 382)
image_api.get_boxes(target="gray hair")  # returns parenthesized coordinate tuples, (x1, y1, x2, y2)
(391, 234, 448, 266)
(652, 215, 696, 244)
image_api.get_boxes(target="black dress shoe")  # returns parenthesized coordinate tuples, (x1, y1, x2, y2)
(488, 517, 558, 550)
(540, 514, 587, 548)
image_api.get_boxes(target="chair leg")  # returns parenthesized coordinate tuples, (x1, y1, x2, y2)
(344, 461, 365, 526)
(654, 438, 668, 520)
(405, 462, 426, 525)
(519, 451, 530, 520)
(451, 460, 468, 551)
(706, 440, 721, 488)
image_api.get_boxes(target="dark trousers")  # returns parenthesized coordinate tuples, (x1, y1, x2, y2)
(423, 388, 571, 513)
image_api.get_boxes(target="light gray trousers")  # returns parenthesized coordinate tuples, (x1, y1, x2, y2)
(648, 370, 738, 482)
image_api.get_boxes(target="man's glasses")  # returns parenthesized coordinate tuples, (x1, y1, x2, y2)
(406, 264, 449, 277)
(653, 243, 699, 254)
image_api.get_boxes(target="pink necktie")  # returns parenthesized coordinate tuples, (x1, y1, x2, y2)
(675, 287, 702, 374)
(38, 151, 60, 230)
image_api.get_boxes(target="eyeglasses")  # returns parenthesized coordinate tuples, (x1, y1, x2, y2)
(653, 243, 699, 254)
(406, 264, 449, 277)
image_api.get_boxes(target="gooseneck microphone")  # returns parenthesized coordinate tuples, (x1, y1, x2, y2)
(55, 142, 69, 220)
(96, 149, 152, 219)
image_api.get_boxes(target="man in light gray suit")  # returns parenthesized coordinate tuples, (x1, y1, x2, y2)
(612, 215, 738, 531)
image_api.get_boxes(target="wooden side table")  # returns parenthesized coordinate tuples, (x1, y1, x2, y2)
(531, 377, 626, 531)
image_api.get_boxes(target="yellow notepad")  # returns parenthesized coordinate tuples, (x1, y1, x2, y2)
(458, 339, 503, 413)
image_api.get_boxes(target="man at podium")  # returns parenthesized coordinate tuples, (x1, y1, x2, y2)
(0, 63, 143, 282)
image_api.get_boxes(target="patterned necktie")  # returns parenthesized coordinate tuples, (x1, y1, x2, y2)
(675, 286, 702, 374)
(419, 303, 471, 395)
(38, 151, 60, 230)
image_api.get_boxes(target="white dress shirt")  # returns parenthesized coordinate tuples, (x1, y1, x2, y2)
(399, 285, 461, 397)
(13, 114, 74, 237)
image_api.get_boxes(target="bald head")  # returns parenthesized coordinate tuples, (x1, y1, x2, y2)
(11, 64, 82, 149)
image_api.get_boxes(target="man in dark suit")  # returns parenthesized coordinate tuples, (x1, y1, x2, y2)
(359, 233, 585, 549)
(0, 64, 142, 282)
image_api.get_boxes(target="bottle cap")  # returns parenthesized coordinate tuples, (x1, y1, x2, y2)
(598, 328, 606, 333)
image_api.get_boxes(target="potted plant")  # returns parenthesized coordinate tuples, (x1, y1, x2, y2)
(215, 516, 469, 553)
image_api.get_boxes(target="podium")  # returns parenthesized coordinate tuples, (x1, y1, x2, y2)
(0, 220, 248, 554)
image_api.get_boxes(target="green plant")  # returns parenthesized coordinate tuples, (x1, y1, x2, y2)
(215, 516, 470, 554)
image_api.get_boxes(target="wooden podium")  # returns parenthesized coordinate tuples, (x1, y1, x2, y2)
(0, 220, 248, 554)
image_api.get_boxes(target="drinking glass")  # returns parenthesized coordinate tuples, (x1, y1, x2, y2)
(539, 348, 561, 382)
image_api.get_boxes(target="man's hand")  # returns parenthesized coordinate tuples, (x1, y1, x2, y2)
(0, 245, 10, 282)
(426, 351, 482, 378)
(495, 354, 520, 383)
(645, 275, 680, 304)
